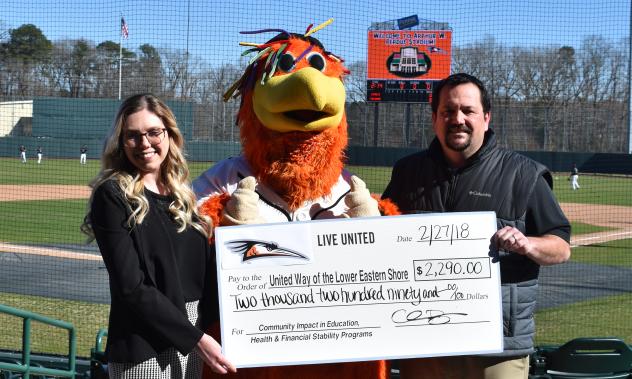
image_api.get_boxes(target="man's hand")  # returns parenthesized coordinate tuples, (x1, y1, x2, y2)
(344, 175, 380, 218)
(222, 176, 265, 225)
(493, 226, 529, 255)
(491, 226, 570, 265)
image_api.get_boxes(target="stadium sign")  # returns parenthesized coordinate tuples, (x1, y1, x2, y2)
(367, 29, 452, 103)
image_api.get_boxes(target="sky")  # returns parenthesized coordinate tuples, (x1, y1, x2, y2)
(2, 0, 630, 67)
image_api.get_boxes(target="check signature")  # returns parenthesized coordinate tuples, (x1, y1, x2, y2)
(391, 308, 468, 325)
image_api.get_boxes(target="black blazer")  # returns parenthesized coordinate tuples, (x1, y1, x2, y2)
(91, 180, 218, 363)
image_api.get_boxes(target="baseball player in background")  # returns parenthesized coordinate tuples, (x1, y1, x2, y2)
(80, 145, 88, 164)
(19, 145, 27, 163)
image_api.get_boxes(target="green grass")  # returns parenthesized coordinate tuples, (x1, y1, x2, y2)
(571, 238, 632, 268)
(0, 199, 88, 244)
(535, 292, 632, 345)
(0, 210, 606, 246)
(2, 159, 630, 205)
(0, 161, 390, 245)
(0, 292, 109, 358)
(0, 158, 216, 186)
(346, 165, 393, 194)
(189, 161, 215, 180)
(0, 160, 628, 247)
(571, 221, 615, 236)
(0, 159, 409, 195)
(552, 174, 632, 206)
(0, 158, 99, 185)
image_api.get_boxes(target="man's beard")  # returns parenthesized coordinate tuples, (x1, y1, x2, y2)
(242, 121, 347, 211)
(445, 124, 472, 152)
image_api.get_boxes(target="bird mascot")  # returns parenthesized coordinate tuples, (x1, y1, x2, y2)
(193, 19, 396, 379)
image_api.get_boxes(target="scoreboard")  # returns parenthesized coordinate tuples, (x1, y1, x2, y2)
(367, 79, 435, 103)
(367, 29, 451, 103)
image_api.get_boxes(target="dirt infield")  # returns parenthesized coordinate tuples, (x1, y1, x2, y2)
(560, 202, 632, 247)
(0, 184, 91, 201)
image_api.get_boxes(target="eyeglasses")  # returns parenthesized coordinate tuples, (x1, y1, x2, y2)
(123, 128, 167, 147)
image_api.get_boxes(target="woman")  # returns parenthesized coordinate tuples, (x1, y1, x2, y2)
(82, 93, 235, 378)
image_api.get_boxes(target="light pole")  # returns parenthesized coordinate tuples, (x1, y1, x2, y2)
(628, 0, 632, 153)
(118, 34, 123, 100)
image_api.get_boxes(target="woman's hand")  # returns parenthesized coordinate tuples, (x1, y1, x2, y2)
(195, 334, 237, 374)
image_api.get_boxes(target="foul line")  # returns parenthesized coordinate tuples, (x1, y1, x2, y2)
(0, 242, 102, 261)
(570, 230, 632, 248)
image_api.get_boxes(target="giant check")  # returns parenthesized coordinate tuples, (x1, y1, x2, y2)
(215, 212, 503, 368)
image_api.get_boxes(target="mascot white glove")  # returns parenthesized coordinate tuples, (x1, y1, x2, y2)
(344, 175, 380, 218)
(222, 176, 266, 225)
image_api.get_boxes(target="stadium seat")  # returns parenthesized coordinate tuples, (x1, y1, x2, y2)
(89, 328, 108, 379)
(538, 337, 632, 379)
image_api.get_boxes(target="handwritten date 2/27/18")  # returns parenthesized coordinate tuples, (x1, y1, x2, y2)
(414, 223, 486, 245)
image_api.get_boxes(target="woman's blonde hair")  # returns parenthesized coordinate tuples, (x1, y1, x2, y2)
(82, 93, 210, 239)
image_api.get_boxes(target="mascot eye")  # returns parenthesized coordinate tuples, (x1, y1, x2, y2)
(278, 53, 295, 72)
(307, 52, 326, 71)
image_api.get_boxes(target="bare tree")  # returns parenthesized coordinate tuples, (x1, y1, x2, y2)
(344, 61, 372, 145)
(161, 48, 188, 99)
(129, 43, 163, 96)
(345, 61, 367, 103)
(454, 37, 520, 146)
(93, 41, 134, 98)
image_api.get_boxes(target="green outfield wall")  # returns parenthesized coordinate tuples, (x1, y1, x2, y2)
(2, 97, 631, 173)
(7, 97, 194, 139)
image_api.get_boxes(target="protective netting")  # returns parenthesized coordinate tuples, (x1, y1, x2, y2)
(0, 0, 630, 363)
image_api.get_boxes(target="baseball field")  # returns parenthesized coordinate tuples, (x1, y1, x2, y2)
(0, 157, 630, 356)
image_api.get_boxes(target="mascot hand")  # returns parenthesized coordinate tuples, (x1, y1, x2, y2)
(222, 176, 265, 225)
(344, 175, 380, 218)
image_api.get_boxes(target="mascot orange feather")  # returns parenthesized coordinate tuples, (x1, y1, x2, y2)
(193, 19, 396, 379)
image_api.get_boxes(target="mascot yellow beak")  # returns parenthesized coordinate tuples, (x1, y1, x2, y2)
(252, 67, 346, 132)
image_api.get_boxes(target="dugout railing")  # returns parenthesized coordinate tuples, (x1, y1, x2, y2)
(0, 304, 78, 378)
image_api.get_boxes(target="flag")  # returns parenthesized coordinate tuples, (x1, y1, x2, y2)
(121, 17, 129, 39)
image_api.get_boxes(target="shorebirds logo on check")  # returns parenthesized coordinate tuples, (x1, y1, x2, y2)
(225, 239, 309, 262)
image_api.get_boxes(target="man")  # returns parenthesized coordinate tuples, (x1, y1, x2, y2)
(80, 145, 87, 164)
(570, 163, 580, 190)
(19, 145, 27, 163)
(37, 146, 43, 164)
(382, 73, 571, 379)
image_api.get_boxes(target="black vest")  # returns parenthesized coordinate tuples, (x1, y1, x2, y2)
(383, 129, 550, 355)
